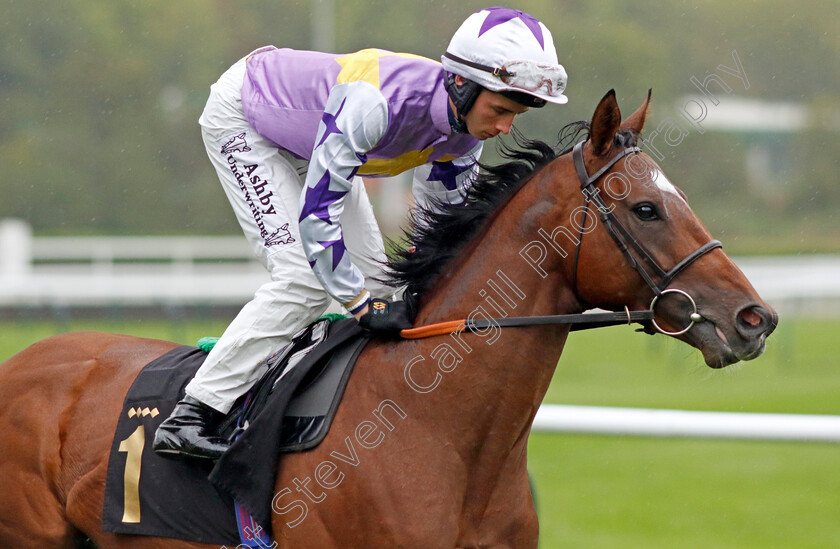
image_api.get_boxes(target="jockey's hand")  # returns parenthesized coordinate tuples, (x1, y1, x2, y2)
(358, 299, 414, 337)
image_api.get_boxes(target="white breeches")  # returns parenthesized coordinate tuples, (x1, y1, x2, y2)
(186, 53, 390, 413)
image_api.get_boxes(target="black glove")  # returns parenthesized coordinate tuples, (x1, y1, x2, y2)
(358, 299, 414, 337)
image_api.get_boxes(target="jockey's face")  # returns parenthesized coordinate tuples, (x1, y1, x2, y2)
(455, 75, 530, 140)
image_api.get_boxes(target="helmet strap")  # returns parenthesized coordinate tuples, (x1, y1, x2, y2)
(444, 72, 482, 133)
(447, 100, 468, 134)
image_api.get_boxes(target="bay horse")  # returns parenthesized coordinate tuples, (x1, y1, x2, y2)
(0, 90, 776, 548)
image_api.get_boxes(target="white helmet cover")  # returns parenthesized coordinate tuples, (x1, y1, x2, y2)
(442, 7, 568, 105)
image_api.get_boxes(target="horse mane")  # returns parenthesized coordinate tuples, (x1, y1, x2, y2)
(384, 122, 639, 299)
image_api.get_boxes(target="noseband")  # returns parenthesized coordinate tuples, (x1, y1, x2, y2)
(570, 141, 722, 335)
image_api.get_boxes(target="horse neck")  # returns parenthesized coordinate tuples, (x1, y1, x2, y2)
(415, 156, 583, 327)
(404, 157, 582, 454)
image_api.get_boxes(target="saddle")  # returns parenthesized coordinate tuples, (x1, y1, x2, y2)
(217, 315, 367, 451)
(102, 317, 368, 544)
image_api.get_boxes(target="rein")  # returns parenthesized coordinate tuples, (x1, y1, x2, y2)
(400, 308, 653, 340)
(400, 140, 721, 340)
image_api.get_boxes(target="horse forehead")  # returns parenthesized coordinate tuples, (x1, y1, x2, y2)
(617, 155, 687, 205)
(648, 168, 687, 204)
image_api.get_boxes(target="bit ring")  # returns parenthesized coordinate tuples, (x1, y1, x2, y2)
(649, 288, 701, 336)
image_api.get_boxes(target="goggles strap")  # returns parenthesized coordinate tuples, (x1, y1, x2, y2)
(443, 52, 514, 78)
(444, 52, 550, 108)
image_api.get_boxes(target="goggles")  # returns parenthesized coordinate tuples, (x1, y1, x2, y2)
(443, 52, 567, 100)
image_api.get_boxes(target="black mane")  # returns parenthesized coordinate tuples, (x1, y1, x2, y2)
(384, 122, 638, 299)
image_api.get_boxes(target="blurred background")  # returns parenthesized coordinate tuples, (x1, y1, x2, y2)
(1, 1, 838, 547)
(1, 0, 837, 248)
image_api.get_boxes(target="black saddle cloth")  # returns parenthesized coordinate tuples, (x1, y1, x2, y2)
(211, 318, 368, 529)
(101, 317, 367, 543)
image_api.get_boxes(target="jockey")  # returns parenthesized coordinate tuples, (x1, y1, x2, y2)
(153, 7, 568, 460)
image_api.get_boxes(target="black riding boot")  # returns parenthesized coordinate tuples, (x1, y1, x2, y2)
(153, 395, 230, 460)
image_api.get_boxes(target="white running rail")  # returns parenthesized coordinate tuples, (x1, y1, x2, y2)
(533, 405, 840, 443)
(1, 219, 839, 311)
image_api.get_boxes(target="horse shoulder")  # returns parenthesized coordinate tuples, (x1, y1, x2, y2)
(272, 341, 470, 547)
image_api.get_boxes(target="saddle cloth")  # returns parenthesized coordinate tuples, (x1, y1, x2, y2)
(101, 317, 367, 544)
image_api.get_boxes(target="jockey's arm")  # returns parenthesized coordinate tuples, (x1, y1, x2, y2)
(298, 82, 389, 319)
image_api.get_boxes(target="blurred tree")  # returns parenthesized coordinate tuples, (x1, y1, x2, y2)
(0, 0, 836, 254)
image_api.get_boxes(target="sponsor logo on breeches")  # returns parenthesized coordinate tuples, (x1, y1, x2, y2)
(224, 151, 295, 248)
(221, 132, 251, 155)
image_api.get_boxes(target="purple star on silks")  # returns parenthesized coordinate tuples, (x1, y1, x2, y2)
(315, 98, 347, 149)
(317, 237, 347, 271)
(479, 7, 545, 50)
(428, 161, 473, 191)
(299, 170, 348, 225)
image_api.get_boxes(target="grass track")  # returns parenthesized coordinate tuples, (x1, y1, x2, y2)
(529, 434, 840, 548)
(530, 318, 840, 547)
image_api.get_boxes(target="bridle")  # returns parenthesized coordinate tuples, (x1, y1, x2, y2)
(569, 141, 722, 335)
(400, 140, 722, 340)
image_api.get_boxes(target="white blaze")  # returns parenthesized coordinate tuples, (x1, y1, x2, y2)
(651, 169, 687, 203)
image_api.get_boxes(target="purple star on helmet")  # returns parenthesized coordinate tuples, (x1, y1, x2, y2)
(479, 7, 545, 50)
(315, 98, 347, 149)
(428, 160, 473, 191)
(299, 170, 348, 225)
(317, 237, 348, 271)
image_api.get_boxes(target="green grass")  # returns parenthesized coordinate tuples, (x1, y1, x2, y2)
(529, 319, 840, 548)
(1, 316, 838, 547)
(529, 434, 840, 548)
(0, 315, 231, 362)
(545, 319, 840, 414)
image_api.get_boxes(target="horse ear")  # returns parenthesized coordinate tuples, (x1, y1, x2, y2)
(590, 89, 621, 156)
(621, 89, 652, 134)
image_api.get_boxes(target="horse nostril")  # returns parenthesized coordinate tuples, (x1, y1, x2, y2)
(736, 305, 773, 338)
(740, 308, 762, 328)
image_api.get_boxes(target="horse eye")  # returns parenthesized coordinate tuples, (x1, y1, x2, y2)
(633, 203, 659, 221)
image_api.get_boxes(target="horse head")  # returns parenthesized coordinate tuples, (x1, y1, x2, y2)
(564, 90, 777, 367)
(392, 89, 776, 369)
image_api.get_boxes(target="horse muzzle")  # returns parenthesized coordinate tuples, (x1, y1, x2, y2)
(689, 302, 778, 368)
(645, 288, 778, 368)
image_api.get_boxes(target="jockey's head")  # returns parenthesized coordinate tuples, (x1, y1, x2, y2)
(442, 7, 567, 139)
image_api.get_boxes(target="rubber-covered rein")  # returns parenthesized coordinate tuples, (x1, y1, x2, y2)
(400, 309, 653, 339)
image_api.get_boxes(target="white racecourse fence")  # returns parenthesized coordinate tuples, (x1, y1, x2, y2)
(2, 219, 839, 442)
(1, 218, 839, 312)
(533, 405, 840, 443)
